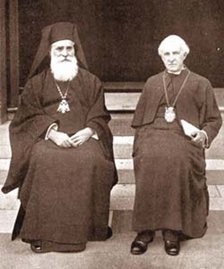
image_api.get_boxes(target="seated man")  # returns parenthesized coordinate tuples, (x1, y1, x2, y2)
(2, 22, 117, 253)
(130, 35, 222, 256)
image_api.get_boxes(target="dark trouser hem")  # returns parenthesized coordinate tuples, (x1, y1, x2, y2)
(23, 239, 86, 253)
(135, 230, 155, 243)
(162, 230, 179, 241)
(133, 223, 208, 241)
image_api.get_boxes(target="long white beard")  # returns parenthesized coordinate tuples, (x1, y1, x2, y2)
(50, 56, 78, 81)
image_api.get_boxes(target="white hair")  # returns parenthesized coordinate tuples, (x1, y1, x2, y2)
(158, 35, 190, 56)
(51, 39, 74, 49)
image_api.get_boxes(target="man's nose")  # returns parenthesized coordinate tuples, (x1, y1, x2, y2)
(168, 55, 175, 63)
(61, 48, 69, 57)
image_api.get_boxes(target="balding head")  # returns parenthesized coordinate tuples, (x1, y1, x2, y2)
(158, 35, 190, 56)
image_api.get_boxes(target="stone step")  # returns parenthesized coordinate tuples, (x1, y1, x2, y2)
(103, 81, 144, 92)
(110, 184, 224, 210)
(0, 168, 223, 186)
(117, 170, 224, 185)
(104, 82, 224, 102)
(110, 114, 224, 136)
(8, 88, 224, 113)
(1, 109, 224, 141)
(1, 132, 224, 159)
(0, 171, 7, 182)
(104, 82, 223, 93)
(0, 121, 10, 144)
(105, 92, 140, 111)
(112, 134, 224, 159)
(0, 187, 19, 210)
(112, 210, 224, 235)
(111, 114, 224, 136)
(115, 159, 224, 170)
(1, 158, 224, 172)
(1, 143, 224, 161)
(115, 159, 224, 185)
(109, 113, 135, 136)
(0, 159, 224, 185)
(105, 87, 224, 112)
(1, 183, 224, 211)
(113, 144, 224, 160)
(1, 184, 224, 236)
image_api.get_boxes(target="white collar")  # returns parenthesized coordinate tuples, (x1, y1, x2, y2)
(167, 66, 186, 75)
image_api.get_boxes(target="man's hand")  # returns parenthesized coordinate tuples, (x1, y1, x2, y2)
(48, 129, 72, 148)
(70, 127, 94, 147)
(191, 130, 207, 148)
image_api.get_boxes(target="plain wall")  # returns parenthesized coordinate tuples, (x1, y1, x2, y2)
(18, 0, 224, 86)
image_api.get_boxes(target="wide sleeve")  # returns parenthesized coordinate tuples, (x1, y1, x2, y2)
(2, 76, 56, 193)
(10, 78, 56, 138)
(200, 83, 222, 147)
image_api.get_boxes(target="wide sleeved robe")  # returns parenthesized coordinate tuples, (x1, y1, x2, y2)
(2, 68, 117, 248)
(132, 70, 222, 238)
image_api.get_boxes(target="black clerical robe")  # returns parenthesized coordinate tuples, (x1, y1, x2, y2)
(2, 68, 117, 248)
(132, 70, 222, 238)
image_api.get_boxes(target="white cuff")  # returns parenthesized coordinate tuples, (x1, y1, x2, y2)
(45, 123, 58, 140)
(92, 132, 99, 140)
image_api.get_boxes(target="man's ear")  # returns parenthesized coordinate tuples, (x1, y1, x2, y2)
(183, 52, 188, 60)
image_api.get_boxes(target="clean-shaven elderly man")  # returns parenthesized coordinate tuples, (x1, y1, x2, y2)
(2, 22, 117, 253)
(130, 35, 222, 256)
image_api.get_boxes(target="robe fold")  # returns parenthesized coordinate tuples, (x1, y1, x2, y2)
(132, 70, 222, 238)
(2, 68, 117, 247)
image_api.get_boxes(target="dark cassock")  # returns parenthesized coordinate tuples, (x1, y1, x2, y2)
(2, 22, 117, 252)
(132, 68, 222, 239)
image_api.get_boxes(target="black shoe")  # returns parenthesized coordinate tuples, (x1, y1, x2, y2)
(130, 232, 154, 255)
(30, 241, 46, 253)
(106, 226, 113, 239)
(164, 240, 180, 256)
(130, 240, 149, 255)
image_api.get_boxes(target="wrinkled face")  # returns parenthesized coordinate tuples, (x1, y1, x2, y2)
(51, 39, 75, 63)
(50, 39, 78, 81)
(160, 43, 187, 73)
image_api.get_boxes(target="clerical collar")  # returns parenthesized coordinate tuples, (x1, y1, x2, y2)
(167, 66, 186, 75)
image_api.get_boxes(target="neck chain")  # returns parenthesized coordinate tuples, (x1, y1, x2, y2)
(162, 70, 190, 123)
(55, 80, 70, 113)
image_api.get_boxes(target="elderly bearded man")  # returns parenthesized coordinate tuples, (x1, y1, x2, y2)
(2, 22, 117, 253)
(130, 35, 222, 256)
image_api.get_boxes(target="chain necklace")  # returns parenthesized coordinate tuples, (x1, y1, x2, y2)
(55, 81, 70, 113)
(162, 70, 190, 123)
